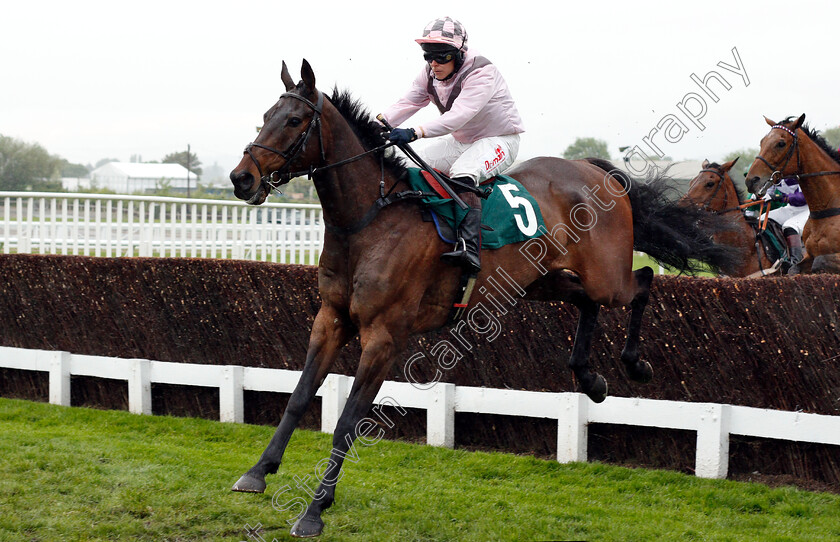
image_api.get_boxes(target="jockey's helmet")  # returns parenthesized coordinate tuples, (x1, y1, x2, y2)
(415, 17, 468, 51)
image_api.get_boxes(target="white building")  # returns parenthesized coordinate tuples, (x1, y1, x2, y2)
(89, 162, 196, 193)
(61, 177, 92, 191)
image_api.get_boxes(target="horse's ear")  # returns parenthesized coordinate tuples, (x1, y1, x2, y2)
(281, 61, 295, 91)
(791, 114, 806, 131)
(702, 159, 710, 168)
(764, 116, 776, 127)
(722, 157, 739, 171)
(300, 59, 316, 94)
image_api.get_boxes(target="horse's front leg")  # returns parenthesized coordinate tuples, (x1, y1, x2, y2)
(290, 324, 403, 538)
(232, 304, 353, 493)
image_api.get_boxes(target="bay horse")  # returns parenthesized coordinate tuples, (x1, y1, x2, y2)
(682, 158, 783, 277)
(746, 114, 840, 274)
(228, 60, 739, 537)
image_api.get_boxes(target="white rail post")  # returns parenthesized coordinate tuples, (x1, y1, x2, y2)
(427, 382, 455, 448)
(557, 392, 589, 463)
(128, 358, 152, 415)
(695, 403, 730, 479)
(220, 365, 244, 423)
(321, 374, 349, 434)
(48, 351, 72, 406)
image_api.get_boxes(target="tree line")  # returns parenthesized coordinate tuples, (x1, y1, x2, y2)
(0, 134, 202, 192)
(4, 128, 840, 193)
(561, 127, 840, 173)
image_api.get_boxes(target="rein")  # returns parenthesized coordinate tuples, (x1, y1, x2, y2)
(244, 89, 438, 236)
(755, 125, 840, 220)
(696, 166, 779, 273)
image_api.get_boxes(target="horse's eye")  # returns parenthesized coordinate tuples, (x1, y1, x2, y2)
(288, 117, 302, 127)
(705, 181, 715, 189)
(776, 141, 786, 148)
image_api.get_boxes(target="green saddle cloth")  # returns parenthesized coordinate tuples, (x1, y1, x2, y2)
(404, 168, 545, 249)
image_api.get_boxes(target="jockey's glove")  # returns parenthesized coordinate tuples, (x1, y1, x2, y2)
(388, 128, 417, 145)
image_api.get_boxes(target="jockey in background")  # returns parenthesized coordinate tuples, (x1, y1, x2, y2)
(761, 177, 809, 273)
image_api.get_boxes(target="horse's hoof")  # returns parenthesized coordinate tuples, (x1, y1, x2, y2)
(290, 515, 325, 538)
(629, 360, 654, 383)
(585, 374, 608, 403)
(231, 473, 266, 493)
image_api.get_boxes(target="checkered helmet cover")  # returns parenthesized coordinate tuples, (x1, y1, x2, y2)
(415, 16, 468, 50)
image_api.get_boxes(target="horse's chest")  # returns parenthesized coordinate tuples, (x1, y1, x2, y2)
(806, 222, 840, 255)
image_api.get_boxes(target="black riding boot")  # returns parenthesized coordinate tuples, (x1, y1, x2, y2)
(784, 227, 804, 275)
(441, 189, 482, 273)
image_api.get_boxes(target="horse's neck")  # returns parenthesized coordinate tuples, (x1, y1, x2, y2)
(713, 179, 761, 258)
(797, 135, 840, 209)
(313, 113, 399, 230)
(713, 178, 738, 212)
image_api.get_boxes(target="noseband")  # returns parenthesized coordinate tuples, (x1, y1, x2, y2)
(244, 91, 326, 190)
(752, 124, 840, 219)
(694, 167, 734, 213)
(754, 124, 840, 185)
(753, 125, 800, 184)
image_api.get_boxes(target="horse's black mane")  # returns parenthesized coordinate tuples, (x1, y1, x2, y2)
(707, 161, 747, 203)
(329, 87, 407, 175)
(780, 116, 840, 165)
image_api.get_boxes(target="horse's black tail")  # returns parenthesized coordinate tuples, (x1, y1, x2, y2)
(586, 158, 741, 274)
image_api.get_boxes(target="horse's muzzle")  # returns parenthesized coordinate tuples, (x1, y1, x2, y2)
(230, 170, 268, 205)
(746, 175, 770, 197)
(230, 169, 254, 195)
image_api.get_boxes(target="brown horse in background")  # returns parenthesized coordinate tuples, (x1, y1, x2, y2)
(682, 158, 783, 277)
(746, 114, 840, 274)
(228, 60, 739, 537)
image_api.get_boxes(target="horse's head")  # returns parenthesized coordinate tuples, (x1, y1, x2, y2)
(231, 60, 325, 205)
(684, 158, 740, 211)
(745, 114, 806, 196)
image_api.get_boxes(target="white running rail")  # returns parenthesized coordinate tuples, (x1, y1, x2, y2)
(2, 345, 838, 480)
(0, 192, 324, 264)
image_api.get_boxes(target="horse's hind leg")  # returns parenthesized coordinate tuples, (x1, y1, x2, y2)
(569, 296, 608, 403)
(620, 266, 654, 383)
(232, 305, 352, 493)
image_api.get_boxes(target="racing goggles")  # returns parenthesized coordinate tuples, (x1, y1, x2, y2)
(423, 50, 457, 64)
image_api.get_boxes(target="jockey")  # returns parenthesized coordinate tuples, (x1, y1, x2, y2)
(762, 177, 809, 272)
(378, 16, 525, 273)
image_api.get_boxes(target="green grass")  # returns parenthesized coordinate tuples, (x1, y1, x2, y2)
(2, 398, 839, 541)
(633, 252, 716, 277)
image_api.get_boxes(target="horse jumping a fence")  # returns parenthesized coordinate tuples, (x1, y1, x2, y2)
(746, 114, 840, 274)
(682, 159, 785, 277)
(228, 60, 739, 537)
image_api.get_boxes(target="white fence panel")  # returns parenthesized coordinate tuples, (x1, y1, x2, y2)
(2, 345, 839, 480)
(0, 192, 324, 264)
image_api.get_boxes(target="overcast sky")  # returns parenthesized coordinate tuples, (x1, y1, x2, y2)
(3, 0, 838, 181)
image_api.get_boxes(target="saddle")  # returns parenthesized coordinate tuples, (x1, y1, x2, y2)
(404, 168, 545, 249)
(745, 215, 788, 265)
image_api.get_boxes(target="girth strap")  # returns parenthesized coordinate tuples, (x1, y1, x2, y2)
(809, 207, 840, 220)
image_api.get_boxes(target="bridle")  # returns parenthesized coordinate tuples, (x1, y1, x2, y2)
(243, 91, 326, 191)
(694, 167, 737, 214)
(753, 124, 800, 184)
(695, 165, 775, 274)
(754, 124, 840, 184)
(753, 124, 840, 219)
(240, 88, 436, 235)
